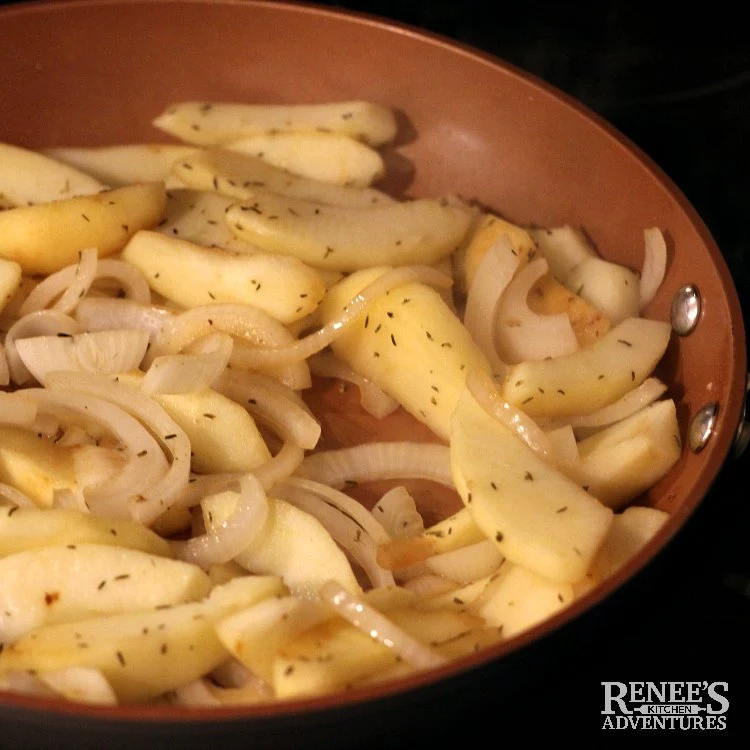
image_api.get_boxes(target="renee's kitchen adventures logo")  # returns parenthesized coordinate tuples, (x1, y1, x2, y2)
(601, 682, 729, 730)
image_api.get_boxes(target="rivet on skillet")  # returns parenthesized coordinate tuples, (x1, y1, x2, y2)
(670, 284, 701, 336)
(689, 402, 719, 453)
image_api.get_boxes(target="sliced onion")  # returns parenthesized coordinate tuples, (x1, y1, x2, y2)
(173, 474, 269, 569)
(202, 265, 453, 371)
(294, 442, 453, 489)
(494, 257, 578, 363)
(568, 377, 669, 436)
(15, 329, 150, 385)
(463, 234, 517, 378)
(372, 486, 425, 539)
(319, 580, 447, 670)
(168, 472, 244, 512)
(32, 247, 98, 315)
(21, 253, 152, 316)
(4, 310, 82, 384)
(639, 228, 667, 310)
(280, 476, 391, 545)
(467, 368, 559, 464)
(141, 332, 234, 394)
(23, 387, 169, 518)
(274, 482, 394, 588)
(75, 298, 172, 340)
(252, 441, 305, 491)
(44, 371, 190, 525)
(308, 350, 399, 419)
(213, 369, 321, 450)
(150, 304, 310, 390)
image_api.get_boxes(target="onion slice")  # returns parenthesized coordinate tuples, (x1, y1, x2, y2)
(294, 441, 453, 489)
(319, 580, 447, 670)
(15, 329, 150, 385)
(372, 486, 425, 539)
(639, 227, 667, 310)
(308, 350, 399, 419)
(467, 368, 559, 465)
(4, 310, 82, 385)
(463, 234, 517, 378)
(44, 371, 190, 525)
(141, 332, 233, 394)
(173, 474, 269, 569)
(494, 257, 578, 363)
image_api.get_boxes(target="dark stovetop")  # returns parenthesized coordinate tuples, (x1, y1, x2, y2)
(314, 0, 750, 740)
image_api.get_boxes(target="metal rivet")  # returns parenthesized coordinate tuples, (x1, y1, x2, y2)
(670, 284, 701, 336)
(689, 402, 719, 453)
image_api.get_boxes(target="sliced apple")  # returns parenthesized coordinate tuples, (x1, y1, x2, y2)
(473, 562, 574, 638)
(115, 370, 271, 475)
(574, 399, 682, 508)
(0, 506, 172, 559)
(319, 266, 491, 440)
(226, 131, 385, 187)
(0, 575, 285, 703)
(450, 387, 613, 583)
(45, 144, 200, 187)
(122, 230, 325, 324)
(172, 147, 392, 208)
(272, 605, 480, 699)
(0, 425, 77, 508)
(225, 193, 473, 272)
(0, 182, 167, 274)
(215, 594, 327, 684)
(0, 543, 211, 642)
(158, 188, 263, 252)
(0, 142, 105, 207)
(203, 492, 362, 599)
(152, 100, 398, 147)
(501, 316, 672, 418)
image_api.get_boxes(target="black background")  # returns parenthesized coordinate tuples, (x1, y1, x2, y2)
(0, 0, 748, 743)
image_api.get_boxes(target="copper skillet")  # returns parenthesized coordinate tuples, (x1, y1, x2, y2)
(0, 0, 747, 746)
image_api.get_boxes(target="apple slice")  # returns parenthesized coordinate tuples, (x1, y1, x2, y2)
(0, 506, 172, 559)
(225, 193, 473, 271)
(0, 182, 167, 274)
(203, 492, 362, 599)
(152, 100, 398, 147)
(501, 316, 672, 418)
(0, 142, 105, 207)
(0, 425, 77, 508)
(450, 387, 613, 583)
(45, 144, 199, 187)
(226, 131, 385, 187)
(0, 575, 285, 703)
(122, 230, 326, 324)
(172, 147, 392, 208)
(319, 266, 491, 440)
(0, 543, 211, 642)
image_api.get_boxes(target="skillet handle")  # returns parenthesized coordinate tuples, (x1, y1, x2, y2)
(733, 372, 750, 458)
